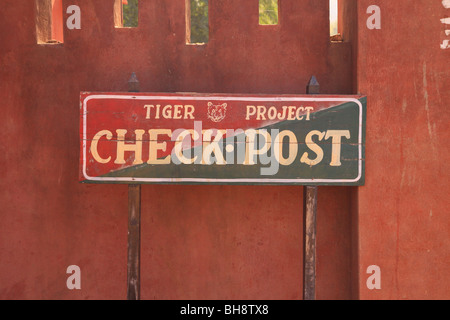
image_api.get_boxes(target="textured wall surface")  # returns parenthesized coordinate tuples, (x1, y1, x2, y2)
(356, 0, 449, 300)
(0, 0, 448, 300)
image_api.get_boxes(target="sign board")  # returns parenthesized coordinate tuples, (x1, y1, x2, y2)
(80, 92, 366, 185)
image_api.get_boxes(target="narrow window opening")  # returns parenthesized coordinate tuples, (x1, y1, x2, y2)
(115, 0, 138, 28)
(186, 0, 209, 44)
(259, 0, 279, 25)
(35, 0, 64, 44)
(330, 0, 342, 41)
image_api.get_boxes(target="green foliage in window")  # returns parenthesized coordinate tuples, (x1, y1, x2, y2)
(190, 0, 209, 43)
(259, 0, 278, 25)
(123, 0, 138, 28)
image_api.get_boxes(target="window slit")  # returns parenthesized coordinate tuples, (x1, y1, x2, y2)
(186, 0, 209, 44)
(259, 0, 279, 26)
(115, 0, 138, 28)
(35, 0, 64, 44)
(330, 0, 343, 41)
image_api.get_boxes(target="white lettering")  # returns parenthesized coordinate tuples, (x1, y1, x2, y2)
(66, 5, 81, 30)
(366, 5, 381, 30)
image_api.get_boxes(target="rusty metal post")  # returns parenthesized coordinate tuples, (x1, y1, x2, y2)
(303, 76, 319, 300)
(127, 73, 141, 300)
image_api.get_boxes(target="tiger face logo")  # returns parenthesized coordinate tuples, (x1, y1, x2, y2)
(207, 102, 227, 122)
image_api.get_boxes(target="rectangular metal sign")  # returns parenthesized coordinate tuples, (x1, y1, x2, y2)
(80, 92, 366, 185)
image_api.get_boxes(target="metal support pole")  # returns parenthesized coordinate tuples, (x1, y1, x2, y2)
(127, 72, 141, 300)
(303, 75, 319, 300)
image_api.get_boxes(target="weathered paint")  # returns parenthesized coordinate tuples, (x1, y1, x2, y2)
(80, 92, 366, 185)
(0, 0, 448, 300)
(355, 0, 450, 300)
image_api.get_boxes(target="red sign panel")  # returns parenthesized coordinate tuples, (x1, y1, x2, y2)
(80, 92, 366, 185)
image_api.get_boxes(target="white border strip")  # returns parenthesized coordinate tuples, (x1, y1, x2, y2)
(82, 95, 363, 184)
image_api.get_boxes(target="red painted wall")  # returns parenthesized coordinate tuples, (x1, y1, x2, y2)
(0, 0, 448, 300)
(356, 0, 449, 299)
